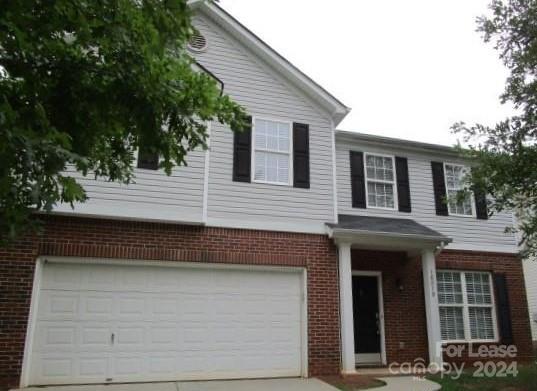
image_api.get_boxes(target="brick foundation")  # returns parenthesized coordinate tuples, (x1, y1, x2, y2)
(437, 250, 534, 365)
(351, 249, 534, 366)
(351, 250, 429, 364)
(0, 215, 340, 389)
(0, 215, 533, 389)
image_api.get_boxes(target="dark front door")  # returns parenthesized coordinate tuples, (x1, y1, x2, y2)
(352, 275, 381, 359)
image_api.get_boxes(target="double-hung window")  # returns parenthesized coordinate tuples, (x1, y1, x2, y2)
(444, 163, 474, 216)
(365, 153, 397, 209)
(437, 270, 497, 342)
(253, 118, 292, 185)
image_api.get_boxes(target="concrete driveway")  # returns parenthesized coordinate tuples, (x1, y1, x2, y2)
(13, 378, 339, 391)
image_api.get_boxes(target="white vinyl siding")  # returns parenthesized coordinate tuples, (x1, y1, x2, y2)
(444, 163, 474, 217)
(253, 118, 292, 185)
(437, 270, 497, 342)
(53, 11, 337, 232)
(193, 13, 336, 231)
(365, 154, 396, 209)
(53, 149, 206, 223)
(336, 138, 518, 252)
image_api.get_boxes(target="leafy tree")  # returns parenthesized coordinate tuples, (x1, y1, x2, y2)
(453, 0, 537, 258)
(0, 0, 245, 241)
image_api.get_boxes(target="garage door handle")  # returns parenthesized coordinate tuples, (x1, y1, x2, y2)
(111, 333, 115, 345)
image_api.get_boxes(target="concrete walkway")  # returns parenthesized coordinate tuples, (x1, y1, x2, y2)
(12, 376, 441, 391)
(375, 376, 441, 391)
(13, 378, 339, 391)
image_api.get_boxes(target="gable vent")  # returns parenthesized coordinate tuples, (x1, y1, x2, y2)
(188, 30, 208, 52)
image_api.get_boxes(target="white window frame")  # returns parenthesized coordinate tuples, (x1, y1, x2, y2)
(251, 116, 293, 186)
(437, 270, 499, 344)
(443, 162, 476, 218)
(364, 152, 398, 211)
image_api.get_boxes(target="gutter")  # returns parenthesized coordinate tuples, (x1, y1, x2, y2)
(328, 226, 452, 244)
(195, 60, 224, 96)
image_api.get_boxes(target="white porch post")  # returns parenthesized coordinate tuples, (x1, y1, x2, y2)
(338, 242, 356, 374)
(421, 249, 443, 368)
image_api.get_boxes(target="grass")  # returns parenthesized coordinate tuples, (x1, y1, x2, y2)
(427, 363, 537, 391)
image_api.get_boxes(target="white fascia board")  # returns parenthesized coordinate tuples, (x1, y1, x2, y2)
(336, 129, 461, 158)
(193, 1, 350, 125)
(328, 227, 452, 252)
(444, 242, 519, 254)
(47, 208, 204, 226)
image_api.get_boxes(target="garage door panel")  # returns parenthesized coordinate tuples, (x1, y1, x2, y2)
(29, 262, 304, 385)
(37, 292, 80, 319)
(36, 324, 77, 351)
(34, 321, 115, 353)
(84, 294, 114, 317)
(42, 265, 83, 290)
(31, 353, 111, 384)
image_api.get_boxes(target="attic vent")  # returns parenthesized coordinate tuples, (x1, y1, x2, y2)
(188, 30, 207, 52)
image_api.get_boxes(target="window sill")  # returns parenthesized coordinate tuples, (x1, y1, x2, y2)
(252, 179, 292, 187)
(447, 213, 476, 218)
(366, 205, 398, 211)
(441, 339, 499, 345)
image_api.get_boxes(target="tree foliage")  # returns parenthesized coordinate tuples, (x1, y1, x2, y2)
(452, 0, 537, 258)
(0, 0, 245, 241)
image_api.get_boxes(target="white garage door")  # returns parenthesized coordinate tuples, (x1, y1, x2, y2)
(27, 261, 304, 385)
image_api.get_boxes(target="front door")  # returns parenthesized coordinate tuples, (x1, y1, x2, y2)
(352, 275, 381, 365)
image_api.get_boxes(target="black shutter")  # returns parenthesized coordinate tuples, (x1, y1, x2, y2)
(293, 123, 310, 189)
(137, 146, 159, 170)
(395, 157, 411, 213)
(431, 162, 448, 216)
(494, 274, 513, 344)
(474, 190, 488, 220)
(350, 151, 366, 208)
(232, 115, 252, 182)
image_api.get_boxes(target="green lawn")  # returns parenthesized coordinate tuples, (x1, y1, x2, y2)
(427, 363, 537, 391)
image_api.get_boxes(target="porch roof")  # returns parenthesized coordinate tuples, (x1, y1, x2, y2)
(326, 215, 452, 252)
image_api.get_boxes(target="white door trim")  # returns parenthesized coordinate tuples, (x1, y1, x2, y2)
(351, 271, 387, 366)
(23, 256, 308, 385)
(39, 256, 306, 273)
(20, 258, 44, 388)
(301, 268, 308, 377)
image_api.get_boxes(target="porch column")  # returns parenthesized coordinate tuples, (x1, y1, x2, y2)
(338, 242, 356, 373)
(421, 249, 443, 369)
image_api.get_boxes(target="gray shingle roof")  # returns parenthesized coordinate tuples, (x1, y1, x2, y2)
(328, 214, 450, 240)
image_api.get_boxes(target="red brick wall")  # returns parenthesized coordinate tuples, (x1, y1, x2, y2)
(351, 250, 429, 364)
(0, 215, 340, 389)
(351, 249, 533, 366)
(0, 233, 39, 390)
(437, 250, 534, 365)
(1, 215, 532, 389)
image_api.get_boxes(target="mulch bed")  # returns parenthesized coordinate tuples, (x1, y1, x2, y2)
(318, 374, 386, 390)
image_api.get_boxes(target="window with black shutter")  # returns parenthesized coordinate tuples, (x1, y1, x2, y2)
(431, 161, 449, 216)
(350, 151, 366, 208)
(494, 274, 513, 344)
(137, 146, 159, 170)
(395, 156, 411, 212)
(232, 116, 252, 182)
(293, 123, 310, 189)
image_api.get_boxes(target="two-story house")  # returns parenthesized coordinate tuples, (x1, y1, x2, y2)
(0, 2, 533, 389)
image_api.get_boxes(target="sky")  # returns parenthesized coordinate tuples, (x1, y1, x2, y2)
(218, 0, 513, 146)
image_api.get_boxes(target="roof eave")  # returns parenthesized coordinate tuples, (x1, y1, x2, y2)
(191, 1, 350, 125)
(326, 226, 452, 252)
(335, 129, 466, 156)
